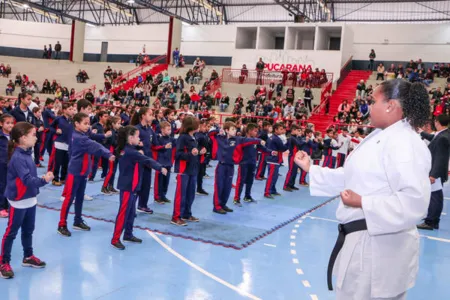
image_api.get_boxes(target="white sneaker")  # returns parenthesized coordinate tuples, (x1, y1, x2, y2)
(84, 195, 93, 201)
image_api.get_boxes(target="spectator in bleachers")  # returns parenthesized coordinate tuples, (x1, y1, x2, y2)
(55, 41, 61, 59)
(136, 53, 142, 66)
(42, 79, 51, 94)
(172, 48, 180, 68)
(104, 66, 112, 79)
(48, 44, 52, 59)
(43, 45, 48, 59)
(376, 63, 385, 80)
(356, 79, 366, 97)
(178, 54, 185, 67)
(5, 80, 14, 95)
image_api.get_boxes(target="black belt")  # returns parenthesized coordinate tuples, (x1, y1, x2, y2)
(327, 219, 367, 291)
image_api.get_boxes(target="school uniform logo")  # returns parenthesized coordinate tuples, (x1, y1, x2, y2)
(229, 141, 236, 147)
(254, 145, 257, 149)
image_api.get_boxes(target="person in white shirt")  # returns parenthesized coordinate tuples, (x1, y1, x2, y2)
(295, 79, 431, 300)
(331, 133, 340, 169)
(336, 128, 351, 168)
(349, 129, 364, 152)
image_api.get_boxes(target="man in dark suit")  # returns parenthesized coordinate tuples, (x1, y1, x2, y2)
(418, 114, 450, 230)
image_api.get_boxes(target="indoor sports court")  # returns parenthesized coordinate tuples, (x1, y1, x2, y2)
(0, 0, 449, 299)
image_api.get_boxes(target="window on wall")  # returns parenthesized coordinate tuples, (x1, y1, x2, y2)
(329, 37, 341, 50)
(275, 37, 285, 50)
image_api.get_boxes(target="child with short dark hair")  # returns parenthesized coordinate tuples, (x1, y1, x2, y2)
(31, 107, 45, 168)
(101, 116, 121, 195)
(0, 122, 54, 279)
(194, 119, 210, 196)
(283, 124, 302, 191)
(255, 121, 272, 180)
(0, 114, 14, 218)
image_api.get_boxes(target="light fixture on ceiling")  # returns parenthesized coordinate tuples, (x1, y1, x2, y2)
(126, 0, 135, 3)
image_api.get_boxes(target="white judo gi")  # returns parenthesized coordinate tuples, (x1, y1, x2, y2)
(309, 119, 431, 300)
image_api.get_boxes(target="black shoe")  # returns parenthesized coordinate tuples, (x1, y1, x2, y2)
(290, 186, 299, 190)
(196, 190, 209, 196)
(434, 223, 439, 230)
(417, 222, 434, 230)
(123, 236, 143, 243)
(57, 226, 71, 237)
(162, 198, 172, 203)
(154, 199, 165, 205)
(272, 192, 282, 196)
(283, 187, 293, 192)
(223, 206, 234, 212)
(264, 194, 274, 199)
(213, 209, 227, 214)
(233, 200, 242, 207)
(73, 221, 91, 231)
(111, 241, 125, 250)
(87, 178, 94, 182)
(108, 185, 119, 194)
(243, 197, 256, 203)
(101, 186, 112, 195)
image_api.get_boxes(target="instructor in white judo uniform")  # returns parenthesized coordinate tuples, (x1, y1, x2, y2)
(295, 79, 432, 300)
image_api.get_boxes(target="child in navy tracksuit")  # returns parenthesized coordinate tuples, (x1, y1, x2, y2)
(311, 131, 324, 166)
(194, 119, 210, 196)
(0, 122, 53, 279)
(255, 122, 272, 180)
(210, 121, 262, 214)
(264, 123, 289, 198)
(111, 126, 166, 250)
(31, 107, 45, 168)
(102, 116, 121, 195)
(0, 114, 14, 218)
(89, 111, 110, 181)
(298, 129, 314, 186)
(131, 107, 158, 214)
(57, 113, 114, 237)
(171, 116, 202, 226)
(234, 123, 275, 205)
(152, 121, 175, 204)
(323, 129, 340, 168)
(50, 103, 75, 186)
(40, 99, 55, 160)
(283, 125, 302, 191)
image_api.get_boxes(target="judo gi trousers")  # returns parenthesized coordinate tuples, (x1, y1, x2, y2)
(111, 191, 138, 244)
(58, 174, 87, 227)
(1, 205, 36, 263)
(154, 169, 171, 201)
(234, 163, 256, 200)
(265, 163, 280, 196)
(172, 174, 197, 220)
(255, 153, 267, 179)
(284, 155, 298, 189)
(213, 163, 234, 210)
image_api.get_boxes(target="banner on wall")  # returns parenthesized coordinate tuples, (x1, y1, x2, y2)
(264, 63, 313, 72)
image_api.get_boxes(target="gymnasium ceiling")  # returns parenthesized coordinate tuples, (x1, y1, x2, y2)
(0, 0, 449, 26)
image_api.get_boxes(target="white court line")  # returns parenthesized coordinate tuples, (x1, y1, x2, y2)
(306, 216, 339, 223)
(292, 229, 297, 233)
(420, 235, 450, 243)
(295, 224, 300, 228)
(310, 295, 319, 300)
(290, 235, 296, 240)
(292, 258, 299, 264)
(296, 268, 304, 275)
(290, 250, 297, 255)
(302, 280, 311, 288)
(290, 242, 296, 247)
(264, 243, 277, 248)
(147, 231, 262, 300)
(298, 220, 303, 223)
(444, 197, 450, 200)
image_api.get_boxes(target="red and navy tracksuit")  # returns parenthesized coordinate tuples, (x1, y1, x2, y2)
(264, 135, 288, 196)
(10, 106, 35, 124)
(172, 133, 199, 221)
(89, 122, 109, 180)
(210, 132, 260, 211)
(152, 134, 175, 202)
(112, 145, 162, 244)
(284, 135, 303, 189)
(135, 123, 158, 210)
(102, 129, 118, 190)
(194, 131, 209, 193)
(255, 130, 269, 179)
(58, 130, 112, 228)
(322, 137, 339, 168)
(1, 147, 48, 264)
(120, 113, 130, 126)
(31, 117, 44, 166)
(0, 131, 9, 211)
(234, 142, 272, 201)
(299, 138, 313, 185)
(41, 108, 56, 159)
(51, 116, 73, 182)
(311, 140, 323, 165)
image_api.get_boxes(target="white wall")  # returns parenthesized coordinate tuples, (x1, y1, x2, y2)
(0, 19, 71, 50)
(181, 24, 235, 57)
(72, 21, 85, 62)
(84, 24, 168, 55)
(341, 25, 354, 67)
(349, 23, 450, 62)
(314, 27, 328, 50)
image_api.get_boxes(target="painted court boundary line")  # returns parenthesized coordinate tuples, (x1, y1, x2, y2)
(36, 196, 338, 250)
(147, 230, 262, 300)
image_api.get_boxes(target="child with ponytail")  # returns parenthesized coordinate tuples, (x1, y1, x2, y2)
(111, 126, 167, 250)
(0, 122, 54, 279)
(0, 114, 14, 218)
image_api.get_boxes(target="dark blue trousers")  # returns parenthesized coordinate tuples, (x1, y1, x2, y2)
(1, 205, 36, 263)
(213, 163, 234, 210)
(89, 155, 109, 180)
(137, 168, 152, 209)
(323, 156, 336, 168)
(172, 174, 197, 220)
(103, 158, 118, 189)
(234, 163, 256, 200)
(425, 189, 444, 226)
(336, 153, 346, 168)
(154, 169, 171, 200)
(284, 155, 298, 189)
(58, 174, 87, 227)
(34, 139, 41, 165)
(264, 164, 280, 196)
(0, 163, 8, 210)
(255, 153, 268, 179)
(197, 163, 207, 192)
(54, 149, 69, 182)
(112, 191, 137, 243)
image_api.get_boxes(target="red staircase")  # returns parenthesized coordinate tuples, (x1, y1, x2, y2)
(309, 70, 372, 132)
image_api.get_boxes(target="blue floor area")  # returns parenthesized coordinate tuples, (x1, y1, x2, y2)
(0, 161, 449, 299)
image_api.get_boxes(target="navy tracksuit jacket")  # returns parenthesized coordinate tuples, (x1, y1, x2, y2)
(299, 137, 313, 184)
(1, 147, 48, 264)
(264, 134, 288, 196)
(172, 133, 199, 221)
(58, 130, 112, 228)
(89, 122, 108, 180)
(102, 129, 118, 189)
(194, 131, 209, 192)
(112, 145, 162, 244)
(152, 134, 175, 201)
(284, 135, 303, 189)
(0, 131, 9, 210)
(31, 117, 44, 166)
(50, 116, 73, 181)
(210, 132, 260, 211)
(41, 108, 56, 158)
(255, 130, 269, 179)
